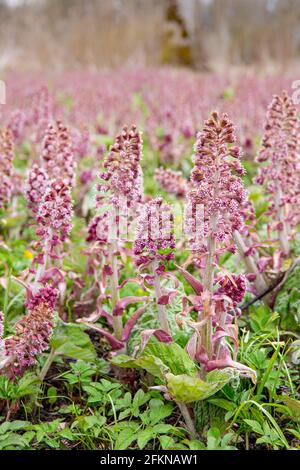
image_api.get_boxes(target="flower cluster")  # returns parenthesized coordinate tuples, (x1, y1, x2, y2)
(0, 127, 14, 208)
(29, 85, 53, 143)
(7, 109, 27, 143)
(2, 286, 57, 378)
(41, 120, 76, 187)
(216, 273, 247, 308)
(86, 213, 109, 244)
(26, 163, 50, 213)
(134, 197, 175, 267)
(97, 125, 143, 210)
(155, 167, 188, 197)
(36, 179, 73, 256)
(186, 111, 247, 251)
(255, 92, 300, 254)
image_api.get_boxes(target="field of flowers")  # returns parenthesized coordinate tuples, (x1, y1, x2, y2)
(0, 68, 299, 451)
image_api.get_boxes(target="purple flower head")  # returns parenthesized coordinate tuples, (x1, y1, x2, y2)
(7, 109, 27, 143)
(26, 163, 50, 214)
(86, 213, 109, 244)
(26, 285, 58, 312)
(255, 92, 300, 230)
(72, 126, 90, 158)
(0, 127, 14, 208)
(3, 286, 58, 378)
(155, 167, 188, 198)
(134, 197, 175, 266)
(41, 120, 76, 187)
(97, 125, 143, 211)
(186, 112, 247, 252)
(36, 179, 73, 255)
(216, 273, 247, 307)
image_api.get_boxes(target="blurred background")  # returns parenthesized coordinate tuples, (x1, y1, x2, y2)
(1, 0, 300, 72)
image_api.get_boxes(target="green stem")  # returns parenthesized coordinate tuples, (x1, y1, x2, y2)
(2, 268, 12, 337)
(233, 230, 269, 294)
(39, 348, 56, 381)
(152, 261, 170, 334)
(203, 233, 216, 360)
(109, 241, 123, 340)
(177, 401, 197, 438)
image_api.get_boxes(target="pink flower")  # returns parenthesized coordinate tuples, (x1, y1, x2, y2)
(97, 125, 143, 210)
(26, 163, 50, 214)
(3, 286, 58, 378)
(0, 127, 14, 208)
(216, 273, 247, 307)
(255, 92, 300, 252)
(41, 120, 76, 187)
(186, 112, 247, 251)
(36, 179, 73, 256)
(134, 197, 175, 266)
(86, 213, 109, 244)
(155, 167, 188, 197)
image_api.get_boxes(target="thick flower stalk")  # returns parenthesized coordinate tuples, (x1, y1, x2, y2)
(134, 197, 175, 333)
(41, 120, 76, 188)
(34, 179, 73, 285)
(155, 167, 188, 198)
(0, 286, 58, 378)
(255, 92, 300, 256)
(183, 112, 256, 378)
(0, 127, 14, 209)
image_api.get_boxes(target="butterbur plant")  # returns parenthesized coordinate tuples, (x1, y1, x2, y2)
(134, 197, 176, 334)
(26, 163, 50, 215)
(33, 179, 73, 291)
(182, 111, 256, 378)
(256, 91, 300, 257)
(41, 120, 76, 188)
(79, 125, 149, 348)
(155, 167, 188, 198)
(0, 127, 14, 210)
(0, 286, 58, 379)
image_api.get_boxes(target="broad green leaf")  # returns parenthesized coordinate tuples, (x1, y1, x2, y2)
(137, 427, 154, 449)
(207, 427, 221, 449)
(50, 324, 96, 361)
(244, 419, 264, 435)
(144, 340, 198, 376)
(166, 369, 234, 403)
(111, 354, 169, 380)
(115, 428, 137, 450)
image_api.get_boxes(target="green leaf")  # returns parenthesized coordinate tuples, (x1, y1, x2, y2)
(152, 423, 173, 434)
(111, 354, 169, 380)
(244, 419, 264, 435)
(132, 389, 149, 416)
(159, 435, 176, 450)
(50, 323, 96, 361)
(282, 396, 300, 419)
(47, 386, 58, 405)
(207, 427, 221, 450)
(144, 340, 198, 376)
(115, 428, 138, 450)
(166, 369, 234, 403)
(0, 421, 30, 434)
(137, 428, 154, 449)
